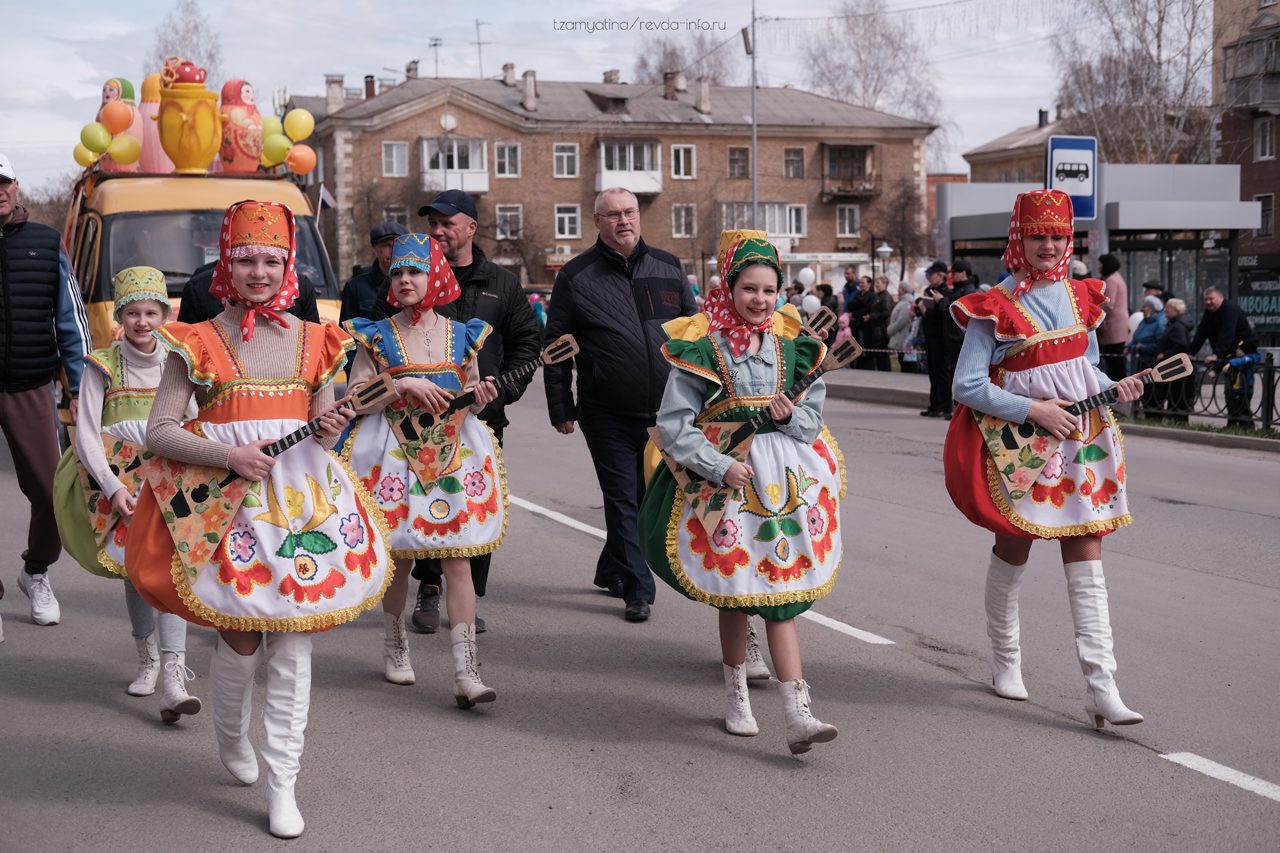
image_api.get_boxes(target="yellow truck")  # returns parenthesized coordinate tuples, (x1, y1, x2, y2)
(64, 171, 341, 348)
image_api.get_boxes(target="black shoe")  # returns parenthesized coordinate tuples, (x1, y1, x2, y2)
(919, 409, 941, 418)
(409, 584, 441, 634)
(943, 412, 952, 420)
(594, 576, 625, 598)
(624, 601, 651, 623)
(475, 614, 487, 634)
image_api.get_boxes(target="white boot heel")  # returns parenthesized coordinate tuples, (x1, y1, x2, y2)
(723, 663, 759, 736)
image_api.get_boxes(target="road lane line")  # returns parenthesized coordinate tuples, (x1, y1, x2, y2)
(800, 610, 895, 645)
(511, 494, 894, 645)
(1161, 753, 1280, 803)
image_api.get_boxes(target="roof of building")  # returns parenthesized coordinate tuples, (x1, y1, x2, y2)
(963, 120, 1059, 159)
(294, 75, 935, 133)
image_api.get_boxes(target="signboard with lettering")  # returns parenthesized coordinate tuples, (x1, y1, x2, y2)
(1045, 135, 1098, 221)
(1238, 253, 1280, 335)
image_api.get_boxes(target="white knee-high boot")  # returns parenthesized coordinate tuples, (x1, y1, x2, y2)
(1063, 560, 1143, 729)
(260, 633, 311, 838)
(985, 552, 1029, 700)
(209, 637, 260, 785)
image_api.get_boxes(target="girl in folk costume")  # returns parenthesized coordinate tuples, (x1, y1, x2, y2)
(639, 230, 846, 755)
(943, 189, 1147, 730)
(341, 233, 504, 708)
(126, 201, 392, 839)
(52, 268, 201, 723)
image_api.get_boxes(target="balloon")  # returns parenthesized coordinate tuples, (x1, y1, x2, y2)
(100, 100, 133, 135)
(262, 133, 292, 166)
(106, 134, 141, 165)
(81, 122, 112, 153)
(73, 143, 97, 168)
(285, 143, 316, 175)
(282, 108, 314, 142)
(796, 267, 816, 287)
(261, 115, 283, 138)
(801, 294, 821, 316)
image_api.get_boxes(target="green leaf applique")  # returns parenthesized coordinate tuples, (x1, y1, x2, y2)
(755, 520, 781, 542)
(298, 531, 337, 554)
(779, 517, 803, 536)
(1073, 445, 1109, 464)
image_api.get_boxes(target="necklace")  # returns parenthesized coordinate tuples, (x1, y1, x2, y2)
(413, 312, 441, 354)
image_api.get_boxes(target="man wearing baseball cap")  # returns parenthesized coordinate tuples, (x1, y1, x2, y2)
(339, 220, 407, 325)
(0, 153, 91, 632)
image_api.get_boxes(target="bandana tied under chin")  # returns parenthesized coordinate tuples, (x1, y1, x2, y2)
(1002, 189, 1074, 299)
(385, 234, 459, 324)
(209, 200, 299, 340)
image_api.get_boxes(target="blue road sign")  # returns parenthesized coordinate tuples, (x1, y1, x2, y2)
(1045, 135, 1097, 221)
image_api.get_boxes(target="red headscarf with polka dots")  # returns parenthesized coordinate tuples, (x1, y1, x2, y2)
(209, 200, 299, 340)
(385, 233, 459, 323)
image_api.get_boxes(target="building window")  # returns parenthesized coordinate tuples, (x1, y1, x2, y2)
(672, 145, 696, 179)
(553, 143, 578, 178)
(836, 204, 860, 238)
(382, 142, 408, 177)
(602, 141, 658, 172)
(1257, 194, 1275, 237)
(672, 204, 696, 239)
(717, 202, 805, 237)
(383, 205, 408, 227)
(555, 204, 580, 239)
(424, 138, 485, 171)
(496, 204, 523, 240)
(827, 146, 868, 181)
(784, 148, 805, 179)
(1256, 117, 1276, 161)
(728, 147, 749, 178)
(495, 143, 520, 177)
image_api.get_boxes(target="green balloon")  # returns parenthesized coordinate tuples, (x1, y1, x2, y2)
(262, 134, 292, 166)
(80, 122, 112, 154)
(261, 115, 283, 138)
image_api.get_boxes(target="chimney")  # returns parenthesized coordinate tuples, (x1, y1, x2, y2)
(522, 69, 537, 112)
(674, 71, 688, 93)
(663, 71, 678, 101)
(405, 60, 420, 80)
(1038, 108, 1049, 128)
(364, 75, 376, 99)
(325, 74, 344, 113)
(695, 77, 711, 114)
(603, 69, 620, 84)
(502, 63, 516, 86)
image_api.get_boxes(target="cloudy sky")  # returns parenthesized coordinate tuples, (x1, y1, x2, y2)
(1, 0, 1062, 192)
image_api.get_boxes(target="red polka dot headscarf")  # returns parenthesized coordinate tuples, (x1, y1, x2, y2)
(704, 229, 780, 357)
(386, 233, 459, 323)
(209, 200, 299, 340)
(1002, 189, 1075, 299)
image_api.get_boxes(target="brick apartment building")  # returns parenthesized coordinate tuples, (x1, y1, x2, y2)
(288, 64, 934, 286)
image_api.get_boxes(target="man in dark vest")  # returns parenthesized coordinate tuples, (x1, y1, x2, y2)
(0, 153, 90, 631)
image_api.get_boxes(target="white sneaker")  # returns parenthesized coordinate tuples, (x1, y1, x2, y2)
(18, 571, 60, 626)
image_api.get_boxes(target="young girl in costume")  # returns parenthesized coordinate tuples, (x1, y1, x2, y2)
(341, 233, 504, 708)
(943, 189, 1146, 730)
(125, 201, 392, 839)
(52, 268, 201, 722)
(639, 230, 845, 755)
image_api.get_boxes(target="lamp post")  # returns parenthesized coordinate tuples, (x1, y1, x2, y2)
(439, 110, 457, 191)
(875, 242, 893, 281)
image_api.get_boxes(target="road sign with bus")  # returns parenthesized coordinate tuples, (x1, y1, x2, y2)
(1045, 135, 1098, 221)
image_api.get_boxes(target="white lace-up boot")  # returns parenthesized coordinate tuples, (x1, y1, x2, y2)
(159, 651, 203, 724)
(985, 552, 1029, 700)
(723, 663, 759, 736)
(127, 633, 161, 696)
(1064, 560, 1143, 730)
(744, 619, 772, 681)
(209, 637, 260, 785)
(780, 678, 838, 755)
(261, 633, 311, 838)
(450, 623, 495, 708)
(382, 613, 415, 685)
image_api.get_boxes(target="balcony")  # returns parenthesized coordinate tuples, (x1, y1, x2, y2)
(419, 137, 489, 195)
(596, 139, 662, 195)
(820, 174, 882, 203)
(1223, 30, 1280, 110)
(419, 169, 490, 195)
(821, 142, 881, 202)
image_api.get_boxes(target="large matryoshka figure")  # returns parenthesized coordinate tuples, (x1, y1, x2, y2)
(219, 79, 263, 173)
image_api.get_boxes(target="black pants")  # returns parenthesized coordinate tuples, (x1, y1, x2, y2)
(411, 425, 504, 596)
(577, 403, 656, 605)
(1099, 343, 1127, 382)
(925, 337, 951, 413)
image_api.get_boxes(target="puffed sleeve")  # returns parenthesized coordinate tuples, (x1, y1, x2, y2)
(312, 321, 355, 390)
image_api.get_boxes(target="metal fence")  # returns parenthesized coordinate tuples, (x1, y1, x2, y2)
(1130, 352, 1278, 431)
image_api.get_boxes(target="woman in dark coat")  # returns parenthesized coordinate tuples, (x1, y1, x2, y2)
(1156, 297, 1195, 422)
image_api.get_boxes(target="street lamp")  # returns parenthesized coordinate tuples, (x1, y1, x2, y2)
(876, 242, 892, 280)
(439, 111, 457, 190)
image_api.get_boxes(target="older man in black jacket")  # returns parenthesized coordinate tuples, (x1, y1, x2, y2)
(544, 187, 696, 622)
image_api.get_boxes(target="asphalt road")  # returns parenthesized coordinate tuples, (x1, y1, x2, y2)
(1, 393, 1277, 852)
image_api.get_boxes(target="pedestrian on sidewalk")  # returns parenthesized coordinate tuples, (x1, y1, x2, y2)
(639, 229, 844, 755)
(1095, 254, 1129, 380)
(888, 282, 917, 373)
(944, 189, 1146, 731)
(52, 268, 201, 723)
(919, 261, 952, 417)
(1190, 286, 1259, 429)
(1155, 298, 1195, 422)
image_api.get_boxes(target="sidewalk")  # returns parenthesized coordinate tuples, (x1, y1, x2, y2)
(821, 365, 1280, 454)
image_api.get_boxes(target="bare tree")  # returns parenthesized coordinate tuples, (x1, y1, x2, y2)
(867, 179, 929, 282)
(21, 171, 77, 233)
(148, 0, 223, 83)
(1055, 0, 1215, 164)
(633, 32, 741, 85)
(803, 0, 945, 166)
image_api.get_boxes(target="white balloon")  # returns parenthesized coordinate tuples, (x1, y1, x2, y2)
(801, 294, 821, 316)
(796, 267, 816, 287)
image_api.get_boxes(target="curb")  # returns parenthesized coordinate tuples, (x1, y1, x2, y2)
(825, 382, 1279, 453)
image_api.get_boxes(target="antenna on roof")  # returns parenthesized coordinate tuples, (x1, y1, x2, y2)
(472, 20, 491, 78)
(429, 37, 443, 78)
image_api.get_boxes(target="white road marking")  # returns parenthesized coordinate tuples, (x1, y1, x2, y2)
(511, 494, 894, 645)
(1160, 753, 1280, 803)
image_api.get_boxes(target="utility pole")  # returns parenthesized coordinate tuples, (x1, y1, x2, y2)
(748, 1, 758, 229)
(473, 19, 491, 78)
(429, 37, 443, 79)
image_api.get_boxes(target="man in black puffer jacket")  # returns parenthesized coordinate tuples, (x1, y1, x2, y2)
(0, 153, 90, 630)
(544, 188, 696, 623)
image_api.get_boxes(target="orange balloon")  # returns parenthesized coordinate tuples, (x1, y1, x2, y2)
(285, 143, 316, 175)
(100, 100, 133, 135)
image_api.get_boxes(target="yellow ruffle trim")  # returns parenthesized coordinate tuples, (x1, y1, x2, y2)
(97, 545, 128, 579)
